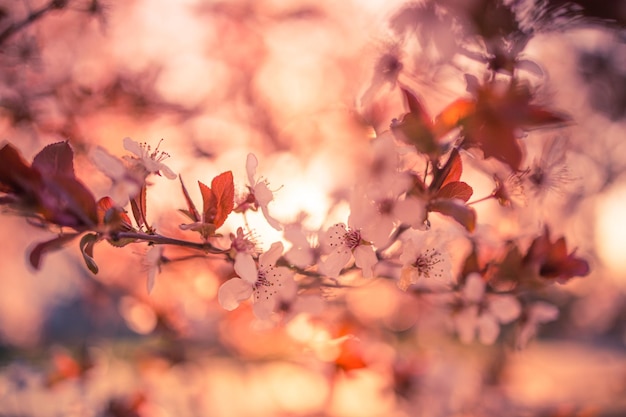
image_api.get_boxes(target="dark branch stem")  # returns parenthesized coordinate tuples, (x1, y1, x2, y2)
(114, 231, 228, 254)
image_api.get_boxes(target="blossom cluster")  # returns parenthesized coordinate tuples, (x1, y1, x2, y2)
(0, 71, 590, 349)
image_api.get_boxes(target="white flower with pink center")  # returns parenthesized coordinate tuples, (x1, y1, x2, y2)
(122, 137, 177, 180)
(242, 153, 281, 231)
(398, 235, 452, 290)
(318, 223, 377, 279)
(218, 242, 296, 320)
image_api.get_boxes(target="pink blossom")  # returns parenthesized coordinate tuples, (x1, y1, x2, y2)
(238, 153, 281, 231)
(122, 137, 177, 180)
(398, 232, 452, 290)
(453, 273, 521, 344)
(516, 301, 559, 348)
(318, 223, 377, 279)
(218, 242, 296, 320)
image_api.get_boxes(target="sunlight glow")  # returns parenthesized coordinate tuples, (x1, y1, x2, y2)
(595, 184, 626, 277)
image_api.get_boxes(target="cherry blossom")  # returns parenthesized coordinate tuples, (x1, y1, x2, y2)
(228, 227, 259, 258)
(122, 137, 177, 180)
(218, 242, 296, 320)
(318, 223, 377, 279)
(235, 153, 281, 230)
(145, 245, 164, 294)
(398, 232, 452, 290)
(516, 301, 559, 348)
(90, 145, 143, 205)
(283, 223, 317, 268)
(349, 176, 427, 247)
(453, 273, 521, 344)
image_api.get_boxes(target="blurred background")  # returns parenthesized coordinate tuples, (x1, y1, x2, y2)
(0, 0, 625, 416)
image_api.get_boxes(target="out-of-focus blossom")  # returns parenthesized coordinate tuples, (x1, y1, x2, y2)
(145, 245, 164, 294)
(318, 223, 377, 279)
(90, 145, 143, 205)
(284, 223, 317, 268)
(523, 226, 590, 283)
(492, 172, 526, 207)
(516, 301, 559, 348)
(526, 136, 573, 198)
(453, 273, 521, 344)
(398, 232, 452, 290)
(218, 242, 296, 320)
(235, 153, 281, 231)
(350, 176, 426, 247)
(122, 137, 177, 180)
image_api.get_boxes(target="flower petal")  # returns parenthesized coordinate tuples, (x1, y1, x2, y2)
(218, 278, 253, 311)
(158, 163, 177, 180)
(463, 273, 485, 302)
(489, 295, 521, 324)
(394, 196, 426, 228)
(259, 242, 284, 268)
(246, 153, 258, 186)
(123, 137, 143, 157)
(319, 248, 351, 278)
(261, 204, 282, 231)
(478, 313, 500, 345)
(455, 305, 478, 344)
(234, 252, 258, 284)
(529, 301, 559, 323)
(354, 245, 377, 278)
(252, 296, 275, 320)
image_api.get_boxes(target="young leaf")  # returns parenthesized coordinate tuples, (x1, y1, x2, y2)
(435, 181, 473, 202)
(440, 149, 463, 188)
(79, 233, 99, 274)
(97, 196, 132, 228)
(179, 175, 200, 222)
(32, 141, 75, 178)
(210, 171, 234, 228)
(0, 143, 42, 195)
(130, 185, 148, 230)
(428, 199, 476, 232)
(199, 171, 234, 229)
(28, 233, 80, 270)
(524, 226, 590, 283)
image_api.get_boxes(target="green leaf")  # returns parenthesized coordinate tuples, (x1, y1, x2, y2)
(79, 233, 99, 274)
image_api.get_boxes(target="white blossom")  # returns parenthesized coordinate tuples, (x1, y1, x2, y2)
(218, 242, 296, 320)
(453, 273, 521, 345)
(318, 223, 377, 279)
(123, 137, 177, 180)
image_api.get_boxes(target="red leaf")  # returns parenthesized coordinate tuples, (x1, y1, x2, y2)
(0, 143, 42, 195)
(200, 171, 234, 229)
(97, 197, 132, 229)
(435, 181, 473, 202)
(179, 176, 200, 222)
(440, 148, 463, 188)
(79, 233, 99, 274)
(400, 87, 432, 128)
(32, 141, 75, 178)
(41, 175, 98, 228)
(432, 98, 475, 137)
(392, 87, 439, 157)
(524, 226, 590, 283)
(130, 185, 148, 229)
(29, 233, 80, 270)
(454, 80, 569, 171)
(428, 199, 476, 232)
